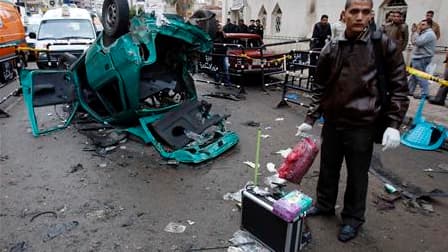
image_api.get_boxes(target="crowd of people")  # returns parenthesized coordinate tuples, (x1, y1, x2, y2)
(310, 8, 446, 105)
(222, 18, 264, 38)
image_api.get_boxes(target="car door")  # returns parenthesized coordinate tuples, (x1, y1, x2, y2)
(20, 68, 78, 136)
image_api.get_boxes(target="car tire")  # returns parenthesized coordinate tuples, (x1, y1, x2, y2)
(102, 0, 129, 39)
(190, 10, 217, 40)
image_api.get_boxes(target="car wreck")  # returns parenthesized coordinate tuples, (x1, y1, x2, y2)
(20, 0, 239, 163)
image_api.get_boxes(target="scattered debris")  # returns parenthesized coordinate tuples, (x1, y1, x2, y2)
(275, 117, 284, 121)
(423, 168, 448, 174)
(9, 241, 28, 252)
(0, 155, 9, 161)
(43, 221, 79, 242)
(68, 163, 84, 173)
(384, 183, 398, 194)
(266, 163, 276, 173)
(187, 220, 195, 225)
(30, 211, 58, 222)
(203, 92, 243, 101)
(120, 145, 127, 150)
(243, 121, 260, 127)
(264, 174, 287, 188)
(98, 163, 107, 168)
(373, 193, 401, 211)
(243, 161, 256, 169)
(275, 148, 292, 158)
(223, 190, 243, 203)
(229, 230, 270, 252)
(260, 134, 270, 139)
(188, 242, 255, 251)
(82, 130, 128, 148)
(264, 127, 272, 130)
(164, 222, 186, 233)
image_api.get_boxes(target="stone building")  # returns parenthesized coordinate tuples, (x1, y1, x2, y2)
(222, 0, 447, 46)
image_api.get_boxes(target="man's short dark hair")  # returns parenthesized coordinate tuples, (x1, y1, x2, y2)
(321, 14, 329, 20)
(345, 0, 373, 10)
(250, 19, 255, 22)
(256, 19, 260, 23)
(427, 10, 434, 15)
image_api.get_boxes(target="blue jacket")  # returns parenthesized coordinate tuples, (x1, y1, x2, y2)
(412, 28, 436, 60)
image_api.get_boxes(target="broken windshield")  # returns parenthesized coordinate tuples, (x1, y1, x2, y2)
(37, 19, 95, 40)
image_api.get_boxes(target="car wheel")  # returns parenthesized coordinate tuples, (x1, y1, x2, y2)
(102, 0, 129, 38)
(190, 10, 217, 40)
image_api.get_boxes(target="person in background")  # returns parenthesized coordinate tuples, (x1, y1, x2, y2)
(428, 52, 448, 106)
(381, 11, 408, 51)
(297, 0, 409, 242)
(384, 11, 393, 25)
(255, 19, 264, 38)
(237, 19, 248, 33)
(223, 18, 237, 33)
(248, 19, 257, 33)
(311, 14, 332, 49)
(408, 19, 437, 98)
(369, 10, 377, 31)
(331, 11, 346, 39)
(425, 10, 440, 40)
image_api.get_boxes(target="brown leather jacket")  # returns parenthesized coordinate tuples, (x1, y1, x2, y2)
(305, 30, 409, 129)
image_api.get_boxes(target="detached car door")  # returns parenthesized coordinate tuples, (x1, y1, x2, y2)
(20, 68, 78, 136)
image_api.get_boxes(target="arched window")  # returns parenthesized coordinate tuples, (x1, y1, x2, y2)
(258, 5, 267, 28)
(271, 3, 282, 33)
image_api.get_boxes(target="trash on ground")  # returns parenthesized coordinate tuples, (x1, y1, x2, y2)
(98, 163, 107, 168)
(43, 220, 79, 242)
(120, 145, 127, 150)
(164, 222, 186, 233)
(266, 162, 276, 173)
(243, 121, 260, 127)
(264, 127, 272, 130)
(278, 137, 319, 184)
(82, 130, 128, 148)
(68, 163, 84, 173)
(423, 168, 448, 173)
(264, 174, 287, 188)
(275, 117, 284, 121)
(9, 241, 28, 252)
(187, 220, 195, 225)
(373, 194, 398, 211)
(275, 148, 292, 158)
(30, 211, 57, 222)
(384, 183, 398, 193)
(203, 92, 242, 101)
(243, 161, 256, 169)
(260, 134, 270, 139)
(229, 230, 270, 252)
(223, 190, 243, 203)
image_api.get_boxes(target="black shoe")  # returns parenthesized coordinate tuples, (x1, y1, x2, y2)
(428, 99, 445, 106)
(338, 224, 359, 242)
(306, 206, 335, 217)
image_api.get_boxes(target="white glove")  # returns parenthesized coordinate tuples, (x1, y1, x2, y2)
(295, 123, 312, 136)
(382, 127, 401, 151)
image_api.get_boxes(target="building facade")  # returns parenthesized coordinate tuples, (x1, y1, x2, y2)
(222, 0, 447, 46)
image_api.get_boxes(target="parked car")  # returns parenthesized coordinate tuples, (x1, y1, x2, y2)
(0, 0, 27, 84)
(199, 32, 285, 79)
(29, 5, 97, 69)
(19, 0, 238, 163)
(24, 14, 42, 61)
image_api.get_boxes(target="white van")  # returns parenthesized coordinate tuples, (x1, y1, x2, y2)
(32, 5, 97, 69)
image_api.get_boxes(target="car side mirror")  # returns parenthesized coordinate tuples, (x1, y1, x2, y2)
(29, 32, 36, 39)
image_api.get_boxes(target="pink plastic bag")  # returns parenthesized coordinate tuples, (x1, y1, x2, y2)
(278, 137, 319, 184)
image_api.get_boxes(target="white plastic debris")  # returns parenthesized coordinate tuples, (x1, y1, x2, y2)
(275, 117, 285, 121)
(120, 146, 127, 150)
(187, 220, 195, 225)
(266, 162, 276, 173)
(276, 148, 292, 158)
(264, 126, 272, 130)
(164, 222, 186, 233)
(243, 161, 256, 169)
(260, 134, 270, 139)
(229, 230, 270, 252)
(223, 191, 243, 203)
(98, 163, 107, 168)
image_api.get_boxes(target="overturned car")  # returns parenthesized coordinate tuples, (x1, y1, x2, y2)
(20, 0, 239, 163)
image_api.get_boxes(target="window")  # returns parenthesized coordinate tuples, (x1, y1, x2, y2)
(271, 3, 282, 34)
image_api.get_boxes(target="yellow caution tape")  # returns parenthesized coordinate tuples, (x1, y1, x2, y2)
(407, 66, 448, 87)
(238, 53, 292, 64)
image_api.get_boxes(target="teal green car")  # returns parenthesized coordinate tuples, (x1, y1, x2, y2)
(20, 0, 239, 163)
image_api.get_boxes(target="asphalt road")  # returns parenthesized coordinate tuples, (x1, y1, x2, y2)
(1, 73, 447, 252)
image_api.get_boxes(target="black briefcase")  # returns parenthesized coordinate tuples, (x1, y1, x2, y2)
(241, 190, 304, 252)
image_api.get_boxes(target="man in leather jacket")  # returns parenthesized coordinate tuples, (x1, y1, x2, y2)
(297, 0, 409, 242)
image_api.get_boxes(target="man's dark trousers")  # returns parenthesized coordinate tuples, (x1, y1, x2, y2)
(316, 123, 375, 227)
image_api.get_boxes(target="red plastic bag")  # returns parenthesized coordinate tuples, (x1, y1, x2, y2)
(278, 137, 319, 184)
